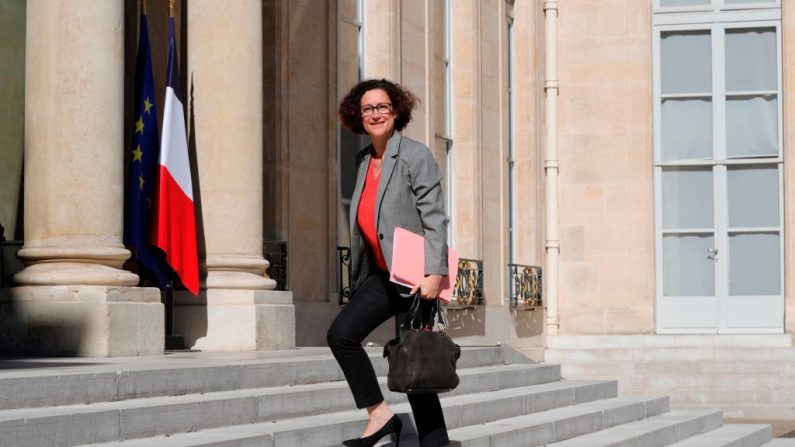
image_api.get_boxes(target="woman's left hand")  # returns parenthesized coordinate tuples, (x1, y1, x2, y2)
(410, 274, 443, 300)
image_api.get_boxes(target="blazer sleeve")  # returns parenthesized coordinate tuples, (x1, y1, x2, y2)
(409, 145, 449, 276)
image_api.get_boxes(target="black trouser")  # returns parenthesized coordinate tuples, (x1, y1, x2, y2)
(327, 271, 449, 447)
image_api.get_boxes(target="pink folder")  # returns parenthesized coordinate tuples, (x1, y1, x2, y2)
(389, 227, 459, 304)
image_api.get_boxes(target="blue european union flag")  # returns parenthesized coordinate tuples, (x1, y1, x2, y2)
(124, 14, 171, 288)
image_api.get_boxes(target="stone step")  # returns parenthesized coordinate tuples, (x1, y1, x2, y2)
(84, 395, 669, 447)
(554, 371, 795, 419)
(558, 375, 795, 398)
(0, 363, 567, 447)
(546, 347, 795, 421)
(554, 360, 795, 376)
(673, 404, 795, 422)
(546, 335, 793, 349)
(546, 347, 795, 363)
(443, 395, 670, 446)
(0, 346, 510, 410)
(545, 408, 724, 446)
(667, 424, 772, 447)
(558, 370, 795, 390)
(762, 440, 795, 446)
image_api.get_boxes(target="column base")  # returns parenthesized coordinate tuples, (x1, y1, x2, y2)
(14, 261, 139, 287)
(173, 289, 295, 351)
(0, 285, 164, 357)
(204, 270, 277, 290)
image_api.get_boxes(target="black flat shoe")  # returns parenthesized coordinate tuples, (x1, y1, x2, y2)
(342, 414, 403, 446)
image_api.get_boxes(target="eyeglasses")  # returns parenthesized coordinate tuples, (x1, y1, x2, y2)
(361, 103, 393, 117)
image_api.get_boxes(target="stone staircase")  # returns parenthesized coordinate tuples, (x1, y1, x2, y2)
(545, 335, 795, 421)
(0, 346, 791, 446)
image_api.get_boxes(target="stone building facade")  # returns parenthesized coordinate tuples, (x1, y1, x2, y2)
(0, 0, 793, 359)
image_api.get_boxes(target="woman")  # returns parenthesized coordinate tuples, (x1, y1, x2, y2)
(327, 79, 451, 447)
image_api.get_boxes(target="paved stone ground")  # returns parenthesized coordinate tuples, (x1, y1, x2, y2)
(727, 419, 795, 438)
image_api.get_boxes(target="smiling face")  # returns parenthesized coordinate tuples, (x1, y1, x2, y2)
(360, 88, 396, 140)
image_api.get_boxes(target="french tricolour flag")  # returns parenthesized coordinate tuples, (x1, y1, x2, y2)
(152, 17, 199, 295)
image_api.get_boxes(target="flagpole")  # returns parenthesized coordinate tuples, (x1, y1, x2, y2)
(142, 0, 146, 15)
(163, 1, 176, 343)
(163, 0, 176, 350)
(165, 271, 175, 347)
(166, 0, 176, 350)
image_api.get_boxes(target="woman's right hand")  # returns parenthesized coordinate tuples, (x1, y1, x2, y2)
(410, 274, 443, 300)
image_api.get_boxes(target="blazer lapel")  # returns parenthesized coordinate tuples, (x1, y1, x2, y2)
(375, 131, 402, 233)
(349, 150, 370, 236)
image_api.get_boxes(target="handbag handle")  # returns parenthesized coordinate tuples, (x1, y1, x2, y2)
(403, 293, 447, 333)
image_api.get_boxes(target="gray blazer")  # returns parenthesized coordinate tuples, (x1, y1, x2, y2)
(349, 130, 449, 294)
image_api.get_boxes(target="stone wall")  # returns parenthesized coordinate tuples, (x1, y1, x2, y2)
(556, 0, 655, 335)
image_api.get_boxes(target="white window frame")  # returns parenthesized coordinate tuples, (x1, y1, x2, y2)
(652, 11, 784, 333)
(653, 0, 780, 17)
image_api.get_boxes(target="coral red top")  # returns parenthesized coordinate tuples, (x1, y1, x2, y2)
(356, 158, 388, 271)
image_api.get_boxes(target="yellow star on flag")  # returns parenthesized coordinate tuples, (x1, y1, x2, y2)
(138, 175, 145, 190)
(135, 116, 144, 134)
(132, 145, 143, 162)
(144, 97, 153, 114)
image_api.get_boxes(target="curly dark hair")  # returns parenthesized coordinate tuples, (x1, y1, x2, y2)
(338, 79, 419, 134)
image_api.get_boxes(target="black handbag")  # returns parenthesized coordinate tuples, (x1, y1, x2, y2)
(383, 295, 461, 394)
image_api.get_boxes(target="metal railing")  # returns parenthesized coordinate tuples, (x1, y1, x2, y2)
(335, 249, 489, 308)
(452, 258, 483, 306)
(263, 239, 288, 291)
(337, 246, 352, 305)
(508, 263, 543, 310)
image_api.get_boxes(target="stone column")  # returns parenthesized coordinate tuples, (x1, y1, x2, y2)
(174, 0, 294, 351)
(0, 0, 163, 357)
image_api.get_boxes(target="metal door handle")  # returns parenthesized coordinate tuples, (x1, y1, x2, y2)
(707, 248, 718, 260)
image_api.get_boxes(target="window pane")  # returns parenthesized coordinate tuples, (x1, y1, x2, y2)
(727, 165, 779, 228)
(432, 0, 446, 58)
(660, 0, 710, 6)
(662, 167, 714, 229)
(729, 232, 780, 295)
(661, 31, 711, 94)
(663, 234, 715, 296)
(661, 98, 712, 161)
(338, 22, 360, 96)
(339, 0, 357, 20)
(725, 28, 777, 92)
(726, 95, 777, 158)
(338, 203, 351, 246)
(339, 128, 359, 200)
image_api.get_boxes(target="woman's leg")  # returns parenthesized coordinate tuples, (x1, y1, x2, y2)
(327, 273, 396, 409)
(395, 297, 450, 447)
(407, 394, 449, 446)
